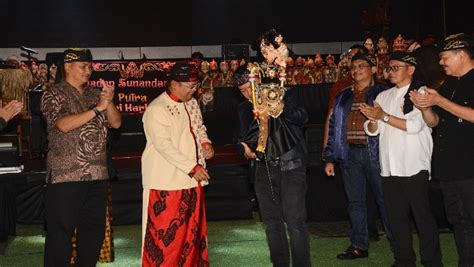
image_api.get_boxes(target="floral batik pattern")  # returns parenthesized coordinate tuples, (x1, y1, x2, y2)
(143, 187, 208, 267)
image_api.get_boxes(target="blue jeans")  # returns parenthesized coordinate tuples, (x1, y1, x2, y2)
(255, 162, 311, 267)
(441, 179, 474, 267)
(340, 145, 393, 250)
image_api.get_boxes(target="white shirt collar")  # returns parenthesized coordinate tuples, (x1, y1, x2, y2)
(395, 83, 410, 97)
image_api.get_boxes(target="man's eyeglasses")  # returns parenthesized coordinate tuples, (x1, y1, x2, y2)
(180, 82, 200, 90)
(385, 65, 409, 73)
(351, 64, 371, 71)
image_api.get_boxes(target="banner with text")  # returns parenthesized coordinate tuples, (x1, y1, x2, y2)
(89, 60, 176, 115)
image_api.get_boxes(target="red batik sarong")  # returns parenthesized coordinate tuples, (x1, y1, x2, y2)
(142, 186, 209, 267)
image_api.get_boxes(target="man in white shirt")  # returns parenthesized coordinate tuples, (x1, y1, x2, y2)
(360, 51, 442, 267)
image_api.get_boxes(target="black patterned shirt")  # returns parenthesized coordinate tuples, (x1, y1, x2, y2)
(41, 81, 109, 183)
(432, 69, 474, 181)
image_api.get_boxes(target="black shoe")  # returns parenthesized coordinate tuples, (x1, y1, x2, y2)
(369, 233, 380, 242)
(250, 197, 259, 211)
(336, 246, 368, 260)
(0, 233, 7, 255)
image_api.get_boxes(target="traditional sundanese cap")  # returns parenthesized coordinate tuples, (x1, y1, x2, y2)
(389, 51, 418, 66)
(232, 65, 250, 87)
(440, 33, 473, 52)
(351, 52, 377, 67)
(63, 48, 93, 63)
(167, 60, 199, 82)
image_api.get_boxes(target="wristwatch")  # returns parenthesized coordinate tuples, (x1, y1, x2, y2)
(383, 114, 390, 123)
(92, 106, 101, 117)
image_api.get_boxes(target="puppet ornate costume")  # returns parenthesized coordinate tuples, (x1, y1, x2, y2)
(376, 37, 390, 80)
(324, 54, 338, 83)
(243, 32, 299, 155)
(392, 34, 408, 52)
(364, 37, 376, 54)
(218, 60, 233, 87)
(199, 61, 215, 112)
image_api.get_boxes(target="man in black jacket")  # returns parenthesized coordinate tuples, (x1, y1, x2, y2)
(239, 29, 311, 267)
(242, 84, 310, 267)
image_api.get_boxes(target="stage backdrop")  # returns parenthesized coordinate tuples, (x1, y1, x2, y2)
(27, 58, 332, 158)
(89, 60, 175, 114)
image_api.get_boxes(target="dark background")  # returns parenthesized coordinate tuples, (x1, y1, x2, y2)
(0, 0, 470, 48)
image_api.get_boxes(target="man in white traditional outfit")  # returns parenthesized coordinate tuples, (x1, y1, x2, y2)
(141, 60, 213, 267)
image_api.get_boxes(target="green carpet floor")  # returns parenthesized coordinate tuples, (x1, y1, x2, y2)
(0, 218, 458, 267)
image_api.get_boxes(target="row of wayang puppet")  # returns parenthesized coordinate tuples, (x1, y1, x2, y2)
(0, 32, 421, 110)
(196, 55, 341, 90)
(286, 33, 425, 84)
(196, 34, 424, 88)
(194, 33, 430, 112)
(194, 54, 342, 114)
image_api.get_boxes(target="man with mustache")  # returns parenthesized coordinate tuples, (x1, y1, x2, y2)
(410, 33, 474, 267)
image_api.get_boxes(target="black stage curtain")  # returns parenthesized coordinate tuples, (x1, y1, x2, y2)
(8, 166, 450, 226)
(9, 163, 253, 225)
(0, 182, 17, 236)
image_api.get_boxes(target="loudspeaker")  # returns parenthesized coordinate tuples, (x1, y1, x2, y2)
(222, 44, 249, 61)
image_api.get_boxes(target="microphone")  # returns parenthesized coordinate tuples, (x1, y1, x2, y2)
(20, 46, 38, 54)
